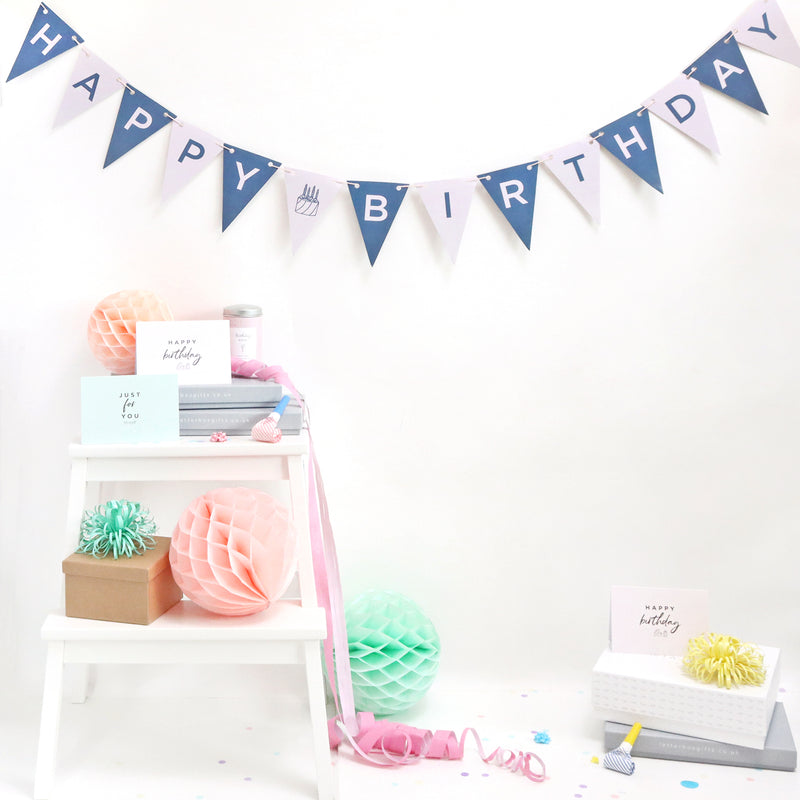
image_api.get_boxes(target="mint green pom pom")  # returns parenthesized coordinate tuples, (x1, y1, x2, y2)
(77, 499, 157, 559)
(345, 590, 440, 717)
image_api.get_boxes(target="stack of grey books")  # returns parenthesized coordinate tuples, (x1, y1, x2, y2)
(604, 703, 796, 771)
(178, 378, 303, 437)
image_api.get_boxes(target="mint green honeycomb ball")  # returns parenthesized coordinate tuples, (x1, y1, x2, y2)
(345, 590, 440, 717)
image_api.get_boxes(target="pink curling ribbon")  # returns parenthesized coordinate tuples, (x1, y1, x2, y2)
(230, 358, 547, 782)
(252, 395, 291, 443)
(209, 431, 228, 442)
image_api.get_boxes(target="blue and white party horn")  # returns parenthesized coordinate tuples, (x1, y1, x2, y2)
(602, 722, 641, 775)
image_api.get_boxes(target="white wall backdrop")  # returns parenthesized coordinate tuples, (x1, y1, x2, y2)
(1, 0, 799, 702)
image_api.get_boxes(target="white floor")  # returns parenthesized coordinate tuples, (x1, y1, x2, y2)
(2, 667, 799, 800)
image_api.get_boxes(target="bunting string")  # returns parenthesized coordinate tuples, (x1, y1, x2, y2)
(5, 1, 800, 265)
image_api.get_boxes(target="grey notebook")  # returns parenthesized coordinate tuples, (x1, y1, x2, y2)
(604, 702, 796, 772)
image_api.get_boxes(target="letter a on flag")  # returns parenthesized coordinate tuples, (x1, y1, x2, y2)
(162, 121, 223, 200)
(222, 145, 281, 231)
(348, 180, 408, 266)
(417, 179, 476, 262)
(104, 85, 174, 168)
(645, 75, 720, 154)
(284, 169, 342, 252)
(590, 109, 663, 193)
(7, 4, 83, 82)
(54, 48, 125, 127)
(477, 162, 538, 249)
(733, 0, 800, 68)
(543, 142, 601, 224)
(683, 34, 767, 114)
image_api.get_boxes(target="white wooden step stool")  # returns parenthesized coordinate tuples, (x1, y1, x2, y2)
(34, 433, 335, 800)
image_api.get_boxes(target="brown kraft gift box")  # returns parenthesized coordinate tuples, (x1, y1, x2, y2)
(62, 536, 183, 624)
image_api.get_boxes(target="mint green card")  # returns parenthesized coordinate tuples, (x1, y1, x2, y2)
(81, 375, 179, 444)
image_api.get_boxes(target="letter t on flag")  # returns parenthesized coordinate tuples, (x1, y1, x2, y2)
(348, 180, 408, 266)
(7, 3, 83, 82)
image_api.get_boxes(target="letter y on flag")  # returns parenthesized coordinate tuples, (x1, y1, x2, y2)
(733, 0, 800, 68)
(222, 145, 281, 231)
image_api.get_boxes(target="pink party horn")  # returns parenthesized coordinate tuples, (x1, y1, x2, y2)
(252, 395, 291, 443)
(603, 722, 641, 775)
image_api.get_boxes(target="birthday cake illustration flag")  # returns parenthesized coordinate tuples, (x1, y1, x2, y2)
(417, 178, 477, 263)
(222, 145, 281, 231)
(543, 140, 601, 224)
(590, 109, 663, 193)
(284, 169, 342, 252)
(162, 121, 223, 200)
(54, 48, 125, 127)
(733, 0, 800, 68)
(645, 75, 720, 154)
(7, 3, 83, 82)
(477, 162, 539, 249)
(104, 85, 173, 168)
(683, 33, 767, 114)
(348, 180, 408, 266)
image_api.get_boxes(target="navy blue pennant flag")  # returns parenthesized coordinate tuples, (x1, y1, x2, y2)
(348, 180, 408, 266)
(684, 33, 767, 114)
(590, 109, 663, 193)
(7, 4, 83, 82)
(104, 85, 174, 168)
(477, 162, 538, 249)
(222, 145, 281, 231)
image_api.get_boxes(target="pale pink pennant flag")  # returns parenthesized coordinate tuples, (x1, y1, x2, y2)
(54, 47, 124, 127)
(542, 140, 601, 223)
(645, 75, 720, 154)
(284, 168, 342, 253)
(417, 179, 476, 262)
(162, 121, 223, 200)
(733, 0, 800, 68)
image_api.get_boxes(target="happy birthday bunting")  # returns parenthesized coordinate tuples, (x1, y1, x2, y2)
(284, 169, 342, 252)
(417, 179, 476, 262)
(104, 85, 173, 168)
(7, 3, 83, 82)
(222, 145, 281, 231)
(645, 75, 720, 154)
(590, 109, 663, 193)
(542, 141, 601, 224)
(162, 121, 223, 200)
(348, 180, 408, 265)
(477, 162, 538, 249)
(684, 34, 767, 114)
(54, 48, 124, 127)
(733, 0, 800, 68)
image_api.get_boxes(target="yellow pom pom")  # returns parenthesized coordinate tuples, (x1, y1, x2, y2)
(683, 633, 766, 689)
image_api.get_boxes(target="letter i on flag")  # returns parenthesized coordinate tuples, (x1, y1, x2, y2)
(7, 3, 83, 81)
(590, 109, 663, 193)
(284, 169, 342, 252)
(54, 48, 125, 127)
(542, 141, 601, 224)
(683, 34, 767, 114)
(162, 121, 223, 200)
(417, 179, 476, 262)
(222, 145, 281, 231)
(477, 162, 538, 249)
(644, 75, 720, 154)
(348, 180, 408, 266)
(104, 85, 174, 168)
(733, 0, 800, 68)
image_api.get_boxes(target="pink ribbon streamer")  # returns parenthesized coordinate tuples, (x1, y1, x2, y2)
(231, 358, 546, 781)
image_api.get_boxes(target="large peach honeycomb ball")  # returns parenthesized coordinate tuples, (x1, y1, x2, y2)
(87, 289, 173, 374)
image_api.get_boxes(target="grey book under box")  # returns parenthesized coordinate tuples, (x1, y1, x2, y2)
(604, 702, 796, 772)
(179, 400, 303, 436)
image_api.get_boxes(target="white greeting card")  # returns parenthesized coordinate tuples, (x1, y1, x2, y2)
(135, 320, 231, 386)
(610, 585, 709, 656)
(81, 374, 179, 444)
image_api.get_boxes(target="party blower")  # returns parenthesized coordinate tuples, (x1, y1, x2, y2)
(251, 395, 291, 443)
(603, 722, 642, 775)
